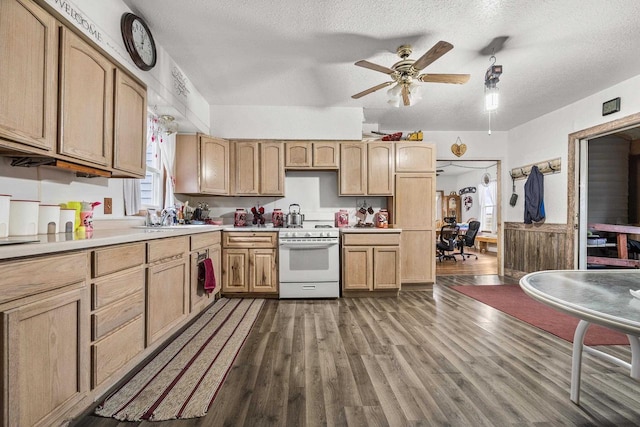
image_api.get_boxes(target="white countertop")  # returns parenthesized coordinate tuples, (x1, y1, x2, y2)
(339, 227, 402, 233)
(0, 225, 224, 260)
(0, 224, 402, 260)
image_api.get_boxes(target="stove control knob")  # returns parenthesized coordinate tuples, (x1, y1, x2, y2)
(305, 232, 311, 237)
(291, 232, 298, 237)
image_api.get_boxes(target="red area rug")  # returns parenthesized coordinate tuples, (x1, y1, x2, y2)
(451, 285, 629, 346)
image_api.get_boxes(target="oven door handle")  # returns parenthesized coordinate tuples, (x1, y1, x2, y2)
(279, 242, 339, 249)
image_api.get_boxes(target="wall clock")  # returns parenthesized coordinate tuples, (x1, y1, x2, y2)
(121, 13, 157, 71)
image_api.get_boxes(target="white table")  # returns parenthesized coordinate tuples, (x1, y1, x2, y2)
(520, 270, 640, 404)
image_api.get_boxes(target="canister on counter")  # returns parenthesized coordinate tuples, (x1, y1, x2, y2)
(234, 208, 247, 227)
(272, 209, 284, 227)
(335, 209, 349, 228)
(375, 209, 389, 228)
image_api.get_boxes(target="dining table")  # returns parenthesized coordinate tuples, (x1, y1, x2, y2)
(519, 269, 640, 404)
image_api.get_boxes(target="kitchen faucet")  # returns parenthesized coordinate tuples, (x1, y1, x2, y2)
(160, 207, 177, 226)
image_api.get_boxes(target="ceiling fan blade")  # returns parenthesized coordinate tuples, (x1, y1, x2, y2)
(354, 60, 395, 75)
(402, 85, 410, 106)
(412, 41, 454, 71)
(418, 73, 471, 84)
(351, 81, 394, 99)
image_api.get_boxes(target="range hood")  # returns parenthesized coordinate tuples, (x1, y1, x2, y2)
(10, 157, 111, 178)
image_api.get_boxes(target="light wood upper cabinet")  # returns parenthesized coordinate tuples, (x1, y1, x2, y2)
(175, 134, 229, 195)
(395, 142, 435, 173)
(313, 142, 340, 168)
(340, 142, 367, 195)
(340, 142, 393, 196)
(233, 141, 260, 195)
(285, 142, 312, 167)
(367, 143, 394, 195)
(59, 28, 113, 167)
(260, 142, 285, 195)
(0, 0, 58, 152)
(231, 140, 284, 196)
(112, 70, 146, 178)
(285, 141, 339, 169)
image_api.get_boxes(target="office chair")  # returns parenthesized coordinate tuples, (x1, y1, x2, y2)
(456, 220, 480, 260)
(436, 222, 460, 262)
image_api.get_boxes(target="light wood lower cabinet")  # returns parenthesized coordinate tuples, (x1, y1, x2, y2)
(146, 237, 189, 345)
(222, 232, 278, 294)
(0, 252, 89, 427)
(190, 232, 221, 313)
(90, 243, 145, 388)
(393, 170, 436, 284)
(341, 232, 401, 293)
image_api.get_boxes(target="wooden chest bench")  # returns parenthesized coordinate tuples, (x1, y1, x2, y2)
(476, 235, 497, 253)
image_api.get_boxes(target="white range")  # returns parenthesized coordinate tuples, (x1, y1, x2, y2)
(278, 226, 340, 298)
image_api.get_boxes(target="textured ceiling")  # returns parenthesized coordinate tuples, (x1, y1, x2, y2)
(123, 0, 640, 132)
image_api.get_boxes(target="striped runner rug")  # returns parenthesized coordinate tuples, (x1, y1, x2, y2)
(95, 297, 264, 421)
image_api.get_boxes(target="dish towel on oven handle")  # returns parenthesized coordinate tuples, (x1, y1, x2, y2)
(199, 258, 216, 294)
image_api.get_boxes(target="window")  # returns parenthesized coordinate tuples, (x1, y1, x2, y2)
(479, 180, 497, 233)
(141, 115, 163, 209)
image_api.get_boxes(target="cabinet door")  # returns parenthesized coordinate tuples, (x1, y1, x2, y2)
(400, 230, 435, 283)
(222, 249, 249, 293)
(367, 143, 394, 195)
(396, 143, 435, 173)
(146, 257, 188, 345)
(113, 70, 146, 177)
(260, 142, 285, 196)
(342, 247, 372, 290)
(201, 136, 229, 194)
(233, 141, 259, 195)
(313, 142, 339, 168)
(373, 247, 401, 289)
(0, 0, 57, 151)
(340, 143, 367, 195)
(249, 249, 278, 293)
(285, 142, 311, 167)
(59, 28, 113, 167)
(394, 173, 436, 228)
(190, 244, 221, 313)
(2, 286, 88, 427)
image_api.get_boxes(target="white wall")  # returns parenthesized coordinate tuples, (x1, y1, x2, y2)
(209, 106, 364, 140)
(506, 74, 640, 224)
(177, 171, 386, 226)
(42, 0, 210, 133)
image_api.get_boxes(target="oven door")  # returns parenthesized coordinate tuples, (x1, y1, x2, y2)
(278, 240, 339, 283)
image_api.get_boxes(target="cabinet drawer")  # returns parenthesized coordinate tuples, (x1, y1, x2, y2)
(92, 243, 145, 277)
(147, 236, 188, 263)
(191, 231, 221, 251)
(0, 252, 86, 304)
(92, 267, 144, 309)
(92, 291, 144, 340)
(92, 315, 144, 387)
(223, 232, 277, 248)
(342, 232, 401, 246)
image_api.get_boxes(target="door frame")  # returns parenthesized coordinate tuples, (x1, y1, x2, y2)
(566, 112, 640, 268)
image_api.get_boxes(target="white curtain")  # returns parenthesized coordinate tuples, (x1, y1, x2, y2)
(122, 179, 141, 215)
(159, 132, 176, 209)
(478, 180, 498, 233)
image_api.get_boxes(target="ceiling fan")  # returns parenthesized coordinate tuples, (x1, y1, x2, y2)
(351, 40, 470, 106)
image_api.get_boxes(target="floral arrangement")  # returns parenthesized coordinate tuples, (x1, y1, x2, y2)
(251, 206, 265, 225)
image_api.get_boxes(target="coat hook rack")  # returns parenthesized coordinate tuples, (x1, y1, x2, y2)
(510, 157, 561, 180)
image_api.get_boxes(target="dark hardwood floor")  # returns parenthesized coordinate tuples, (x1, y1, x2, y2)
(74, 276, 640, 426)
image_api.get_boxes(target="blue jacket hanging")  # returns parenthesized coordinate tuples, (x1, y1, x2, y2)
(524, 165, 545, 224)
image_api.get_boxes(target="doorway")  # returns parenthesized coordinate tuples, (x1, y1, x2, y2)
(567, 112, 640, 268)
(435, 160, 501, 276)
(576, 126, 640, 269)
